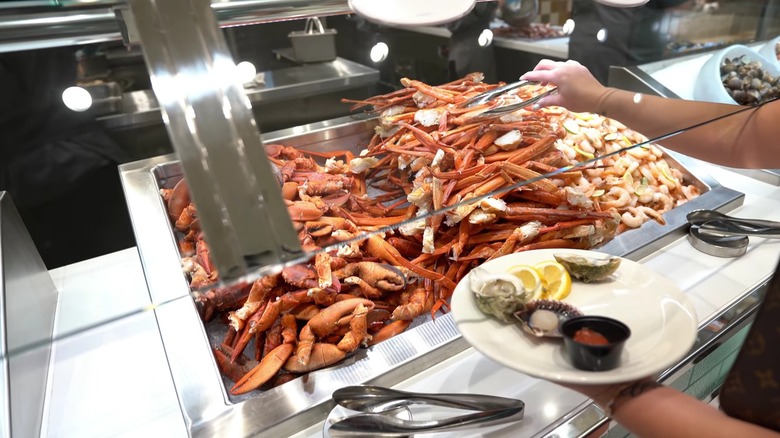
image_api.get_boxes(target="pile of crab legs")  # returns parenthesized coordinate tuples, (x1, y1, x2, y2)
(160, 72, 699, 396)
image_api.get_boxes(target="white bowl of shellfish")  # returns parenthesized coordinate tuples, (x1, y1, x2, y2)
(758, 35, 780, 69)
(693, 44, 780, 105)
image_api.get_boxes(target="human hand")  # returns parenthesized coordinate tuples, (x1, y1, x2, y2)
(520, 59, 607, 113)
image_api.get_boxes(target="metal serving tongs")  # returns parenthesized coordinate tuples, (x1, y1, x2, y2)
(687, 209, 780, 238)
(458, 79, 558, 119)
(327, 386, 525, 437)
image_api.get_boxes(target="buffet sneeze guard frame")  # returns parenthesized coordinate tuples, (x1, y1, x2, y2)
(125, 0, 304, 288)
(0, 192, 59, 438)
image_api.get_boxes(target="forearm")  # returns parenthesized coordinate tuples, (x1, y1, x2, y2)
(598, 386, 780, 438)
(597, 88, 779, 168)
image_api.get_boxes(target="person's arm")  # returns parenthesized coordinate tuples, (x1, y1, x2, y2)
(569, 378, 780, 438)
(521, 59, 780, 169)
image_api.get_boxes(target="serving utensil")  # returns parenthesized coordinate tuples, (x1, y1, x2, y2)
(687, 209, 780, 239)
(327, 406, 524, 437)
(458, 79, 558, 119)
(686, 209, 780, 230)
(332, 385, 523, 412)
(328, 386, 525, 437)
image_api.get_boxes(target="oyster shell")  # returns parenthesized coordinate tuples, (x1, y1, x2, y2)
(514, 299, 583, 338)
(469, 267, 529, 323)
(554, 253, 621, 283)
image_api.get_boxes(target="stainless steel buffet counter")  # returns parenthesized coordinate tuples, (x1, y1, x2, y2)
(42, 158, 780, 438)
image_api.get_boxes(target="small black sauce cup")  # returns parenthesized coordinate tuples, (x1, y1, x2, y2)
(561, 316, 631, 371)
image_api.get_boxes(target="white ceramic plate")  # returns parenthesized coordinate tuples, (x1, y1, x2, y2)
(592, 0, 650, 7)
(349, 0, 476, 27)
(451, 249, 698, 385)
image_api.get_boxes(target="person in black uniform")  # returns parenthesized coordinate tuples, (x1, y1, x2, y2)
(447, 2, 500, 83)
(0, 46, 135, 268)
(568, 0, 690, 84)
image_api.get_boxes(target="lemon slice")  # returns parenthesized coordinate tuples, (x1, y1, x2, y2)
(573, 144, 595, 159)
(533, 260, 572, 301)
(563, 119, 580, 135)
(508, 265, 543, 301)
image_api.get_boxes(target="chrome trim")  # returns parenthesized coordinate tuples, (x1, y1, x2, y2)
(0, 1, 353, 53)
(0, 9, 121, 53)
(120, 115, 745, 438)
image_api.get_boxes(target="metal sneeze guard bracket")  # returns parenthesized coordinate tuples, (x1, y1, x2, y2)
(127, 0, 303, 284)
(0, 192, 59, 438)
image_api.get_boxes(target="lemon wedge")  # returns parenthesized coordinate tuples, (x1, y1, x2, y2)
(508, 265, 543, 301)
(533, 260, 572, 301)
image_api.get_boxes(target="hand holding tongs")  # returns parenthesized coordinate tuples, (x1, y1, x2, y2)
(687, 209, 780, 238)
(458, 79, 558, 119)
(328, 386, 525, 437)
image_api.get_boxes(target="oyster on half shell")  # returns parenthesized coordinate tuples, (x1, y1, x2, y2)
(554, 253, 621, 283)
(514, 299, 583, 338)
(469, 266, 530, 323)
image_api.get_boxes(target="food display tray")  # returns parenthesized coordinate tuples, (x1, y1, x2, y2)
(119, 115, 744, 437)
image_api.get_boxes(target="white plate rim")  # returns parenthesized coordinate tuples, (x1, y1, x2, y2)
(592, 0, 650, 7)
(349, 0, 477, 28)
(451, 249, 698, 385)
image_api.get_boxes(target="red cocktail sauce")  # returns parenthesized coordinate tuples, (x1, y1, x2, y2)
(573, 327, 609, 345)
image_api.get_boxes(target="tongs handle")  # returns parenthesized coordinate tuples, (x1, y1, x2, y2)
(698, 221, 780, 239)
(328, 405, 524, 437)
(458, 79, 539, 108)
(332, 385, 523, 412)
(456, 79, 557, 120)
(687, 209, 780, 229)
(477, 87, 558, 118)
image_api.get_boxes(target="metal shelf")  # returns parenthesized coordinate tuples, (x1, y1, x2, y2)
(0, 0, 354, 53)
(98, 57, 378, 130)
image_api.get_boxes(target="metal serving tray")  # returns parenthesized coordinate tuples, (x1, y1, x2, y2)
(119, 115, 744, 437)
